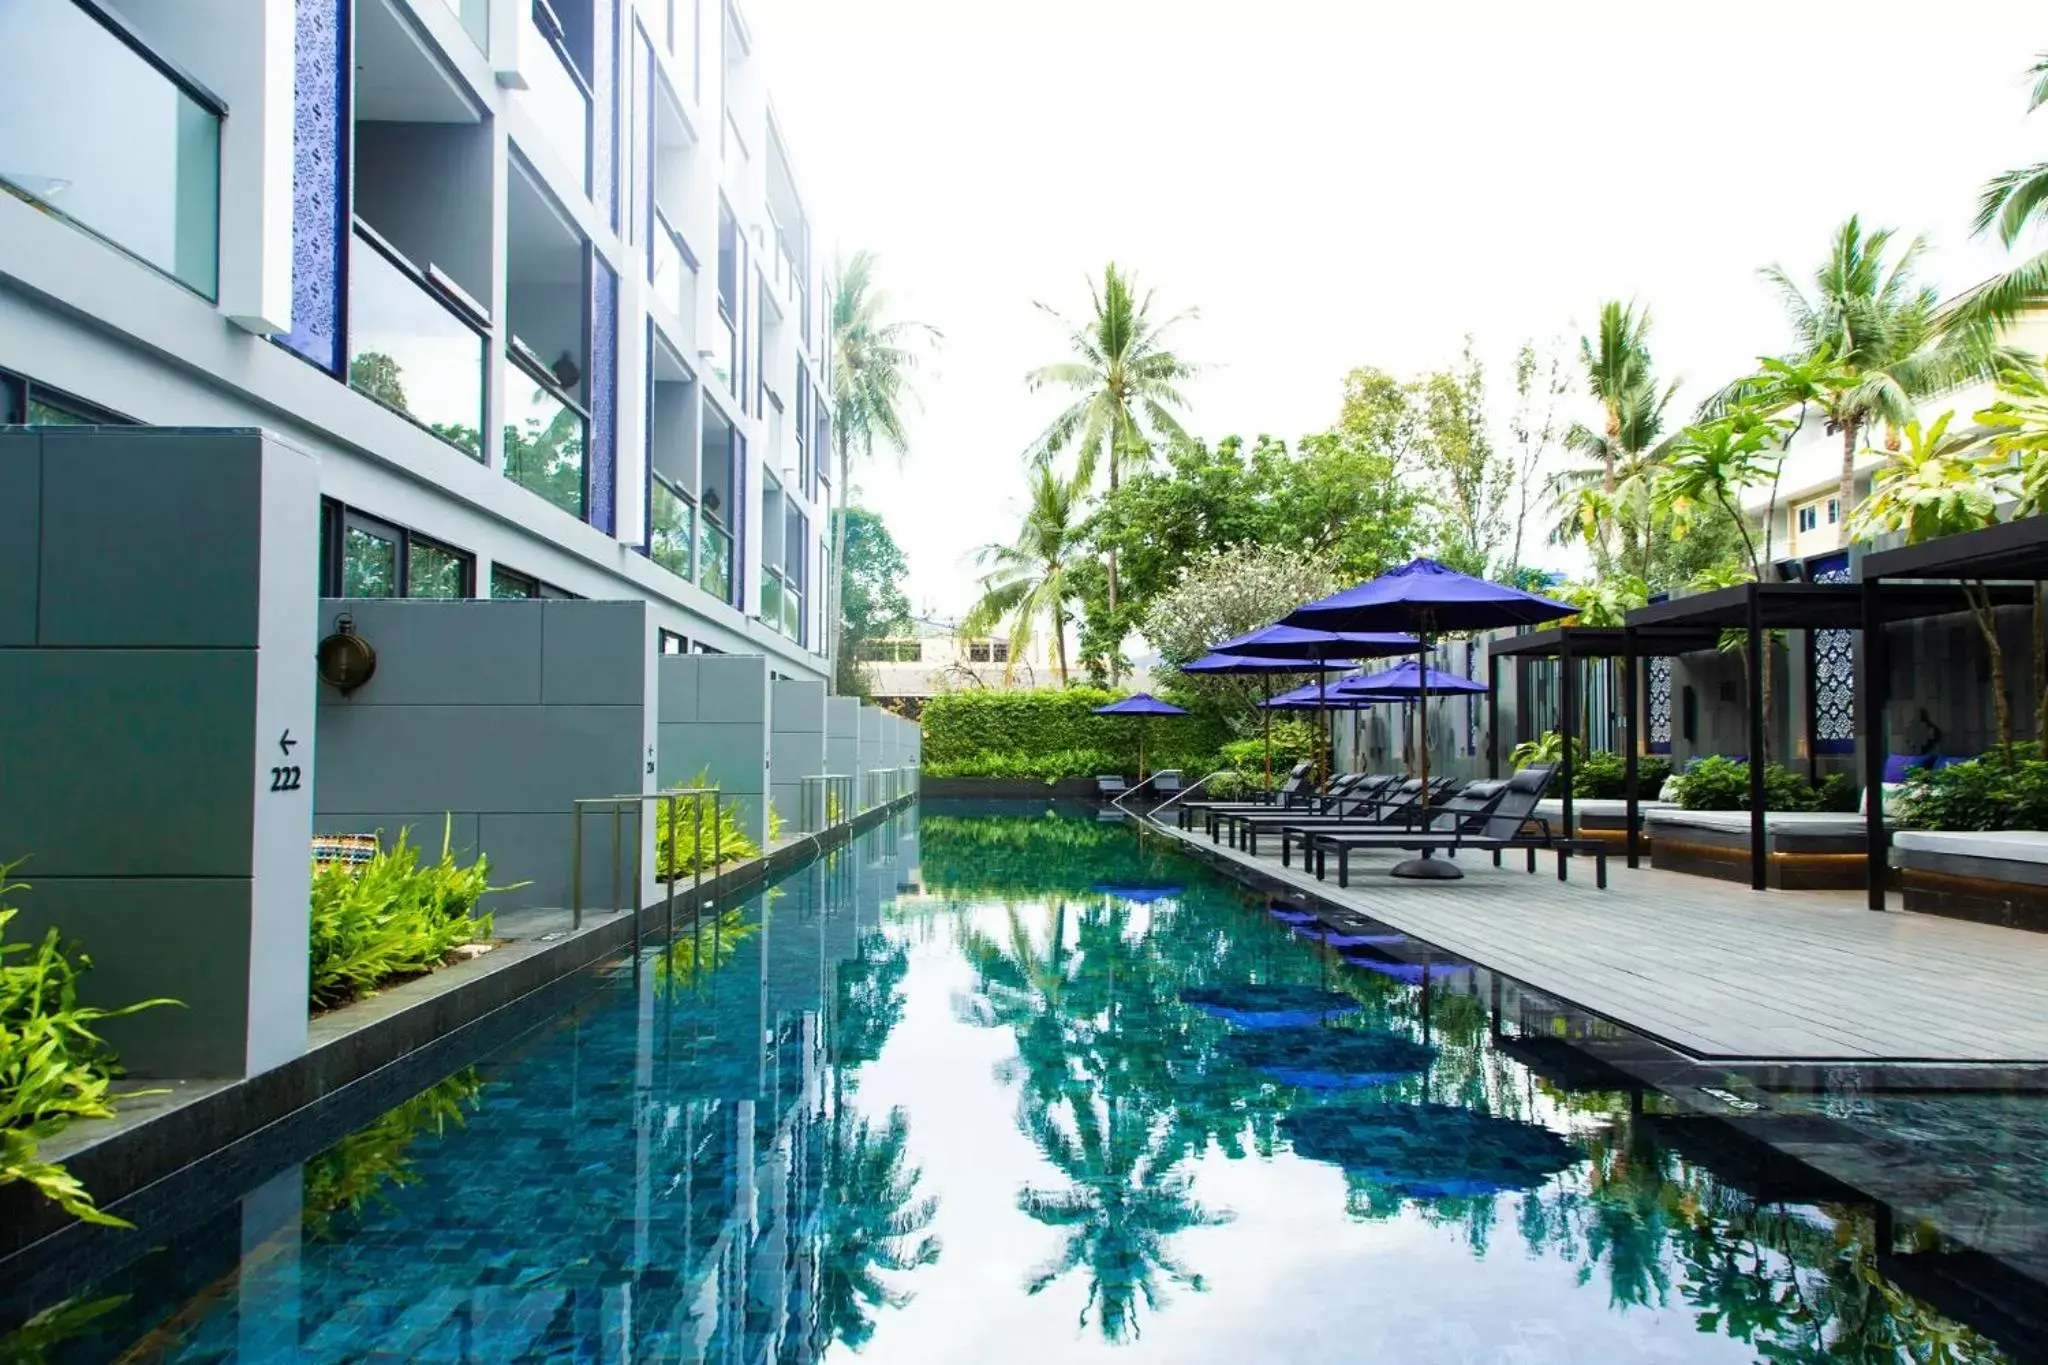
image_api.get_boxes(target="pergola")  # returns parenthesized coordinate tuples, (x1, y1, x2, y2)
(1860, 515, 2048, 909)
(1615, 580, 2022, 891)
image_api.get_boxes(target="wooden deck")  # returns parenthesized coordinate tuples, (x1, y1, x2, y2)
(1154, 821, 2048, 1064)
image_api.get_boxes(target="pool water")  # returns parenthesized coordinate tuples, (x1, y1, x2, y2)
(2, 803, 2030, 1362)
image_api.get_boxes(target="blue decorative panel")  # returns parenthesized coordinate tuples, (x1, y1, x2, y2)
(636, 27, 654, 262)
(590, 259, 618, 534)
(593, 0, 618, 230)
(639, 316, 655, 551)
(1647, 656, 1673, 755)
(278, 0, 348, 372)
(1810, 553, 1855, 755)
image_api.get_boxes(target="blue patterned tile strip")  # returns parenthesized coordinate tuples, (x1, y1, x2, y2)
(278, 0, 348, 372)
(589, 258, 618, 534)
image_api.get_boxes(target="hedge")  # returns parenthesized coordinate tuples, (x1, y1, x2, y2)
(920, 687, 1233, 782)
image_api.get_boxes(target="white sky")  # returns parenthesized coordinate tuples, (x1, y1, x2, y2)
(748, 0, 2045, 617)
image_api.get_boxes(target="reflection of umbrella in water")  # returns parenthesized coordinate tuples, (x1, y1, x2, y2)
(1092, 883, 1184, 905)
(1293, 928, 1408, 949)
(1180, 983, 1361, 1029)
(1282, 1102, 1581, 1198)
(1341, 957, 1476, 988)
(1219, 1027, 1435, 1092)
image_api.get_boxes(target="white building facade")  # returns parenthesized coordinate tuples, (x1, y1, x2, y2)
(0, 0, 830, 675)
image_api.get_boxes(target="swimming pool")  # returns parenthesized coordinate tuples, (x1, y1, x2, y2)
(1, 802, 2029, 1361)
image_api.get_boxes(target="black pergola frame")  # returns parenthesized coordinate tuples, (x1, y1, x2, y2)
(1859, 515, 2048, 910)
(1618, 580, 2028, 893)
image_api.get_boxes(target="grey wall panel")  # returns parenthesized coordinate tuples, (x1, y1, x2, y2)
(6, 878, 253, 1078)
(770, 678, 825, 735)
(317, 703, 644, 813)
(0, 649, 258, 876)
(824, 696, 859, 780)
(658, 720, 766, 793)
(695, 654, 769, 724)
(38, 429, 265, 647)
(657, 652, 702, 719)
(0, 430, 39, 645)
(541, 601, 652, 705)
(316, 601, 545, 706)
(481, 811, 588, 912)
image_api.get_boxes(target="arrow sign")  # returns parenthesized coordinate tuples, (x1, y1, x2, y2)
(279, 729, 297, 756)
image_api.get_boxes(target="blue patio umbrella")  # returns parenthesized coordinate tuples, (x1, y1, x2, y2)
(1181, 651, 1363, 784)
(1337, 660, 1490, 698)
(1282, 558, 1573, 879)
(1207, 626, 1420, 785)
(1092, 883, 1184, 904)
(1179, 983, 1362, 1029)
(1262, 679, 1382, 709)
(1092, 692, 1189, 781)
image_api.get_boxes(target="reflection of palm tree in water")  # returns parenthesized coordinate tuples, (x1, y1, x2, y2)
(815, 930, 941, 1353)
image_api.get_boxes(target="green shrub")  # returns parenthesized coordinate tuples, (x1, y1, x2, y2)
(1510, 730, 1582, 771)
(919, 687, 1230, 779)
(655, 771, 763, 877)
(2, 865, 175, 1227)
(1570, 751, 1673, 799)
(1672, 756, 1848, 812)
(309, 820, 507, 1010)
(1896, 754, 2048, 831)
(1219, 720, 1318, 778)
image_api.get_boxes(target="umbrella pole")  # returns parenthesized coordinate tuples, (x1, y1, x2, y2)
(1317, 666, 1329, 790)
(1262, 676, 1273, 790)
(1139, 717, 1147, 783)
(1393, 630, 1462, 881)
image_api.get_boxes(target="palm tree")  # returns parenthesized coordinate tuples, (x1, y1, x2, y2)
(1578, 301, 1656, 494)
(830, 251, 935, 683)
(1026, 263, 1196, 613)
(1946, 52, 2048, 330)
(963, 462, 1087, 684)
(1762, 218, 2010, 523)
(813, 1106, 941, 1352)
(1549, 377, 1677, 579)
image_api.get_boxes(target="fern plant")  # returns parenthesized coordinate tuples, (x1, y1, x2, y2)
(308, 819, 513, 1010)
(2, 864, 176, 1226)
(655, 771, 764, 878)
(1508, 730, 1582, 771)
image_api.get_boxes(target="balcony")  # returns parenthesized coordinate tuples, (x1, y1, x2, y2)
(515, 0, 590, 191)
(650, 476, 696, 580)
(503, 350, 588, 517)
(436, 0, 489, 53)
(0, 0, 220, 297)
(711, 308, 738, 393)
(700, 517, 734, 604)
(650, 208, 696, 329)
(348, 223, 487, 456)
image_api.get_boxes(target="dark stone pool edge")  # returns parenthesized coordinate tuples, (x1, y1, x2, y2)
(0, 795, 916, 1268)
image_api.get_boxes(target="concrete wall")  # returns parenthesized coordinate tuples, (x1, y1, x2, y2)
(315, 599, 656, 913)
(769, 678, 826, 834)
(824, 695, 861, 793)
(858, 706, 885, 807)
(658, 653, 770, 844)
(0, 428, 318, 1078)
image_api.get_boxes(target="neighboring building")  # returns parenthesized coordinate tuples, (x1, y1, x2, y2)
(860, 614, 1061, 712)
(1739, 307, 2048, 562)
(0, 0, 829, 676)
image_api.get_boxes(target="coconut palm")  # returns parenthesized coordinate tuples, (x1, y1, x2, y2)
(1548, 377, 1677, 579)
(829, 251, 935, 678)
(1026, 263, 1196, 612)
(1946, 53, 2048, 330)
(813, 1105, 941, 1352)
(1762, 218, 2012, 522)
(1578, 301, 1656, 494)
(962, 462, 1087, 684)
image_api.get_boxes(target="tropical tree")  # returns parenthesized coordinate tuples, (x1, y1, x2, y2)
(834, 508, 913, 699)
(1947, 52, 2048, 331)
(1578, 301, 1656, 496)
(1027, 264, 1197, 616)
(1549, 379, 1679, 582)
(1659, 412, 1788, 580)
(963, 462, 1088, 684)
(830, 251, 935, 682)
(1506, 340, 1571, 575)
(1707, 347, 1857, 564)
(1850, 413, 2021, 761)
(1762, 218, 2011, 522)
(1979, 360, 2048, 746)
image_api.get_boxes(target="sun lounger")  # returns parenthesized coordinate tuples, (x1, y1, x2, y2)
(1306, 765, 1609, 888)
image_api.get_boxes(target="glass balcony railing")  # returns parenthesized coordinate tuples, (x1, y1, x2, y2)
(700, 518, 734, 604)
(712, 309, 737, 392)
(348, 226, 486, 456)
(650, 477, 696, 580)
(516, 3, 590, 190)
(651, 211, 694, 323)
(783, 582, 801, 641)
(761, 572, 782, 632)
(438, 0, 489, 53)
(503, 354, 587, 518)
(0, 0, 221, 297)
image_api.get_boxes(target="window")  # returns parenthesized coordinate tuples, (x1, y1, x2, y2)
(503, 347, 589, 518)
(320, 500, 474, 598)
(1796, 506, 1818, 534)
(650, 475, 696, 580)
(967, 641, 1008, 664)
(659, 627, 687, 654)
(1826, 498, 1841, 525)
(856, 641, 921, 663)
(491, 564, 577, 599)
(0, 367, 134, 425)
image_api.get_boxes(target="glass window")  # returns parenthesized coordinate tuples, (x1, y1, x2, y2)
(1827, 498, 1841, 525)
(344, 524, 399, 598)
(1797, 506, 1817, 533)
(491, 565, 537, 599)
(700, 518, 734, 604)
(659, 627, 687, 654)
(504, 354, 588, 517)
(349, 227, 486, 457)
(650, 475, 695, 579)
(0, 0, 221, 297)
(25, 399, 95, 426)
(409, 539, 469, 598)
(514, 1, 590, 190)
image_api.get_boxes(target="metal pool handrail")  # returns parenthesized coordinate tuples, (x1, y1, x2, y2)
(1148, 770, 1228, 821)
(570, 787, 723, 935)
